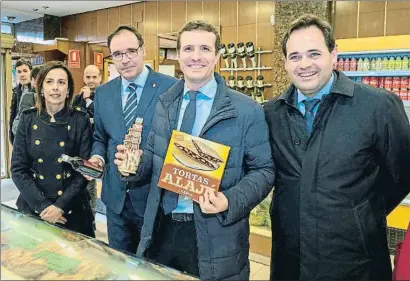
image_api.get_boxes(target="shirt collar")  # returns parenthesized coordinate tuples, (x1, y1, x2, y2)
(183, 76, 217, 100)
(121, 65, 149, 91)
(297, 72, 335, 103)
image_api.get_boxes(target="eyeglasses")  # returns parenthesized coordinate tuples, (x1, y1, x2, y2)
(111, 47, 142, 61)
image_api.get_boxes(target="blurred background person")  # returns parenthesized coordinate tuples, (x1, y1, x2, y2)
(11, 61, 94, 237)
(9, 59, 33, 144)
(72, 64, 102, 229)
(12, 66, 41, 136)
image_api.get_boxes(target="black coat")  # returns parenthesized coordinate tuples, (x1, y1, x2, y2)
(9, 84, 33, 144)
(11, 106, 94, 237)
(72, 91, 94, 119)
(264, 71, 410, 280)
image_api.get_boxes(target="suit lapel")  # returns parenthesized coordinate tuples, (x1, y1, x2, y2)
(134, 69, 159, 119)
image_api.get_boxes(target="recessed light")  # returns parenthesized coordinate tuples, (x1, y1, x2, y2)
(42, 6, 49, 10)
(33, 8, 39, 11)
(6, 16, 16, 21)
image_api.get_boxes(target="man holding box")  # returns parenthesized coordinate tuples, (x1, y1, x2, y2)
(114, 21, 275, 280)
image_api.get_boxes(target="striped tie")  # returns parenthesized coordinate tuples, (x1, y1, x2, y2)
(124, 83, 138, 128)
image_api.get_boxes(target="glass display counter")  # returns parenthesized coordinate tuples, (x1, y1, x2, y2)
(1, 204, 197, 280)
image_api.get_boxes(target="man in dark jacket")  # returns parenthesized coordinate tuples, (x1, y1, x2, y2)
(72, 64, 102, 226)
(9, 59, 32, 144)
(115, 21, 275, 280)
(12, 66, 41, 136)
(264, 14, 410, 280)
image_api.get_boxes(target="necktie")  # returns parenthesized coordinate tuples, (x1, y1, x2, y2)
(162, 90, 199, 215)
(123, 83, 138, 129)
(303, 98, 320, 133)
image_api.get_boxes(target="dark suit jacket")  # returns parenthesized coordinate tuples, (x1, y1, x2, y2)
(91, 68, 177, 215)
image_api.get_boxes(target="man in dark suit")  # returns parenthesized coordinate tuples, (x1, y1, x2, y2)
(86, 25, 176, 253)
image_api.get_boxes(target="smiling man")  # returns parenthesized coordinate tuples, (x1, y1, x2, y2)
(86, 26, 176, 254)
(264, 14, 410, 280)
(114, 20, 274, 280)
(9, 59, 32, 144)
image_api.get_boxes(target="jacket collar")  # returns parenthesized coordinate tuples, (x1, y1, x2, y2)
(275, 70, 354, 105)
(39, 106, 69, 123)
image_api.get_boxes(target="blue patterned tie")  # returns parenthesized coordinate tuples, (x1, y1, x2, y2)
(123, 83, 138, 129)
(162, 90, 199, 215)
(303, 98, 320, 133)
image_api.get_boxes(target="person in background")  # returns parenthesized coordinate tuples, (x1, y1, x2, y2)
(115, 20, 275, 280)
(9, 59, 33, 144)
(85, 25, 176, 254)
(264, 14, 410, 280)
(72, 64, 102, 228)
(11, 61, 94, 237)
(12, 66, 41, 136)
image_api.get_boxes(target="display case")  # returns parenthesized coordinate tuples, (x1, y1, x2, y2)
(1, 204, 197, 280)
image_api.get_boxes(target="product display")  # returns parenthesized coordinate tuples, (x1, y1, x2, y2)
(227, 43, 238, 69)
(218, 44, 230, 68)
(237, 42, 247, 68)
(255, 75, 265, 104)
(1, 204, 197, 280)
(246, 41, 257, 68)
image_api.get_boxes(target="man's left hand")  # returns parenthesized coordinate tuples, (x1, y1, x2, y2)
(199, 189, 229, 214)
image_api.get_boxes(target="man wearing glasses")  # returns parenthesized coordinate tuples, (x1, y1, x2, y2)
(85, 25, 176, 254)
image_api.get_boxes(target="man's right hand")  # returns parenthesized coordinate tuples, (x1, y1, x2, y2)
(80, 86, 92, 99)
(84, 156, 104, 180)
(114, 144, 129, 176)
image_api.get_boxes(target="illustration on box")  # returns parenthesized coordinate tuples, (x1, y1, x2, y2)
(158, 131, 231, 202)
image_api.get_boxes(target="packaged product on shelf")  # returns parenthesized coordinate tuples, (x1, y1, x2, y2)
(343, 58, 350, 71)
(357, 58, 364, 71)
(384, 77, 393, 90)
(378, 77, 385, 88)
(389, 57, 396, 70)
(382, 57, 389, 70)
(370, 58, 377, 70)
(337, 58, 344, 71)
(400, 77, 409, 90)
(376, 57, 383, 71)
(402, 56, 409, 70)
(399, 88, 408, 101)
(393, 77, 401, 89)
(349, 58, 357, 71)
(395, 56, 403, 70)
(362, 76, 370, 85)
(363, 57, 370, 71)
(369, 77, 378, 88)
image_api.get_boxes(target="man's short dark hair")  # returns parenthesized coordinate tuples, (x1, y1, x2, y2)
(177, 21, 220, 54)
(107, 25, 144, 51)
(30, 66, 41, 80)
(282, 14, 335, 57)
(15, 59, 32, 70)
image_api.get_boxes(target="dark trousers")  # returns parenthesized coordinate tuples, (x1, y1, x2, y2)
(106, 192, 143, 254)
(151, 214, 199, 277)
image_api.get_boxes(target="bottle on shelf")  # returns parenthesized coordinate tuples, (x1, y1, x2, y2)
(376, 57, 383, 71)
(237, 42, 247, 68)
(227, 43, 238, 69)
(388, 57, 396, 70)
(245, 76, 254, 98)
(363, 57, 370, 71)
(61, 154, 104, 179)
(343, 58, 350, 71)
(382, 57, 389, 70)
(370, 58, 377, 71)
(219, 44, 230, 68)
(228, 76, 236, 89)
(236, 76, 245, 93)
(402, 56, 409, 70)
(255, 75, 265, 104)
(349, 57, 357, 71)
(246, 42, 257, 68)
(395, 56, 402, 70)
(357, 58, 364, 71)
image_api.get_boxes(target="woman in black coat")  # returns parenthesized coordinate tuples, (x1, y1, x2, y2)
(11, 61, 94, 237)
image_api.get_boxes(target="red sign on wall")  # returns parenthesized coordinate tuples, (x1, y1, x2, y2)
(68, 49, 80, 68)
(94, 52, 104, 69)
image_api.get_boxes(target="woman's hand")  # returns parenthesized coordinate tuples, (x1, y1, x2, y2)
(40, 205, 67, 224)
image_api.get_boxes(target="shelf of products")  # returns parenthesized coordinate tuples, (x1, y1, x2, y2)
(336, 49, 410, 103)
(220, 66, 272, 72)
(0, 204, 197, 280)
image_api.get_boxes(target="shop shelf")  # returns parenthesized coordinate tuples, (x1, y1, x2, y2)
(220, 66, 272, 72)
(344, 70, 410, 77)
(338, 49, 410, 56)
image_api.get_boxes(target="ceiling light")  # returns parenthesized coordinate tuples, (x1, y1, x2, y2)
(6, 16, 16, 21)
(33, 8, 39, 11)
(42, 6, 49, 10)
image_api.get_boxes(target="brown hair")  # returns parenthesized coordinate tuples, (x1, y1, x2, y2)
(282, 14, 335, 57)
(35, 61, 75, 112)
(107, 25, 144, 51)
(15, 59, 32, 70)
(177, 20, 220, 54)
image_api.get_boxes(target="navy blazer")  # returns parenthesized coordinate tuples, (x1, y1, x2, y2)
(92, 68, 177, 215)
